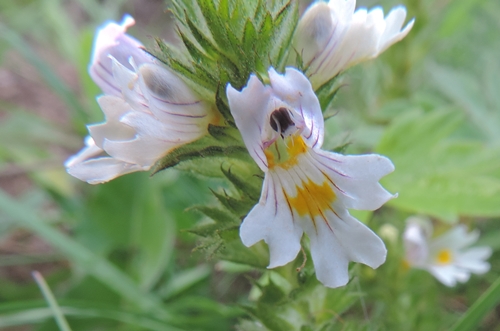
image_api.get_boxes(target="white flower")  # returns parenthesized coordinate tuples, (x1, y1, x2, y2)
(404, 217, 492, 287)
(294, 0, 414, 88)
(226, 67, 396, 288)
(66, 16, 214, 184)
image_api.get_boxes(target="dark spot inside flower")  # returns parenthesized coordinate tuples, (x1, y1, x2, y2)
(142, 69, 172, 99)
(270, 107, 294, 135)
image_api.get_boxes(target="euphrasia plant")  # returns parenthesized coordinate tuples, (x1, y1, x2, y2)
(66, 0, 416, 328)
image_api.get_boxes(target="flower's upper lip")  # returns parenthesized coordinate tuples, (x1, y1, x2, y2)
(227, 67, 324, 172)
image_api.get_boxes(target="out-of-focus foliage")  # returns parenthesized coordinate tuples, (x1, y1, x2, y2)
(0, 0, 499, 330)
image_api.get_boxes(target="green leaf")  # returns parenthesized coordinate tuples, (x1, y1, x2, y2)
(211, 189, 254, 217)
(159, 265, 212, 300)
(429, 63, 500, 141)
(221, 165, 262, 201)
(0, 301, 183, 331)
(131, 181, 176, 291)
(192, 205, 238, 224)
(150, 133, 248, 175)
(0, 189, 169, 316)
(376, 109, 500, 221)
(153, 0, 299, 100)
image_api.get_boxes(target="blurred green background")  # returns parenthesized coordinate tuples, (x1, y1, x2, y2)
(0, 0, 499, 330)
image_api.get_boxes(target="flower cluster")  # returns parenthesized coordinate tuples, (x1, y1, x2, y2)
(66, 1, 416, 288)
(66, 16, 215, 184)
(403, 217, 492, 287)
(294, 0, 414, 88)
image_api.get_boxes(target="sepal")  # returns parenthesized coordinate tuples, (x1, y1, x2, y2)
(151, 0, 298, 124)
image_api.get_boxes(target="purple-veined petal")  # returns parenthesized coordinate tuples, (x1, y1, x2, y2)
(138, 64, 209, 123)
(301, 207, 386, 288)
(269, 68, 324, 148)
(89, 15, 154, 95)
(227, 75, 272, 171)
(295, 0, 414, 89)
(310, 150, 396, 210)
(240, 171, 303, 268)
(102, 109, 202, 167)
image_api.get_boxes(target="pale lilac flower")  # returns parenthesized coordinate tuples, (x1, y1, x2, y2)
(404, 217, 492, 287)
(294, 0, 414, 88)
(66, 16, 213, 184)
(226, 68, 396, 288)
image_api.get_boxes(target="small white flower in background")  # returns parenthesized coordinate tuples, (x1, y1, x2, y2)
(403, 216, 492, 287)
(294, 0, 414, 88)
(226, 68, 396, 288)
(66, 15, 214, 184)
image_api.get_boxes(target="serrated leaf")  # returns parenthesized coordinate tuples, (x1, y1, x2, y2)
(218, 0, 230, 22)
(316, 75, 342, 111)
(242, 19, 257, 55)
(256, 12, 273, 57)
(187, 222, 238, 238)
(191, 205, 239, 225)
(255, 303, 295, 331)
(208, 124, 240, 143)
(150, 134, 248, 175)
(211, 189, 254, 217)
(271, 1, 297, 69)
(376, 108, 500, 220)
(215, 83, 235, 124)
(184, 14, 220, 60)
(221, 166, 261, 201)
(217, 237, 269, 268)
(196, 0, 234, 58)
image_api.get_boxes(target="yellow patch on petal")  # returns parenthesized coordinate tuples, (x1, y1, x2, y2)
(288, 179, 336, 218)
(436, 249, 453, 265)
(265, 135, 307, 169)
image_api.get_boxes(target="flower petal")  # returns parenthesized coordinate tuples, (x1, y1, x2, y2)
(403, 221, 429, 267)
(310, 150, 396, 210)
(88, 95, 136, 148)
(430, 225, 480, 251)
(428, 265, 470, 287)
(89, 15, 154, 95)
(102, 110, 192, 167)
(303, 208, 386, 288)
(269, 68, 324, 148)
(296, 0, 414, 89)
(138, 64, 209, 124)
(240, 172, 303, 268)
(379, 7, 415, 53)
(64, 136, 103, 169)
(227, 75, 272, 171)
(66, 157, 146, 184)
(455, 247, 492, 274)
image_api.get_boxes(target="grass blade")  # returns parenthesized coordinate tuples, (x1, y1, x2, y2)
(32, 271, 72, 331)
(0, 189, 169, 318)
(450, 276, 500, 331)
(0, 23, 88, 125)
